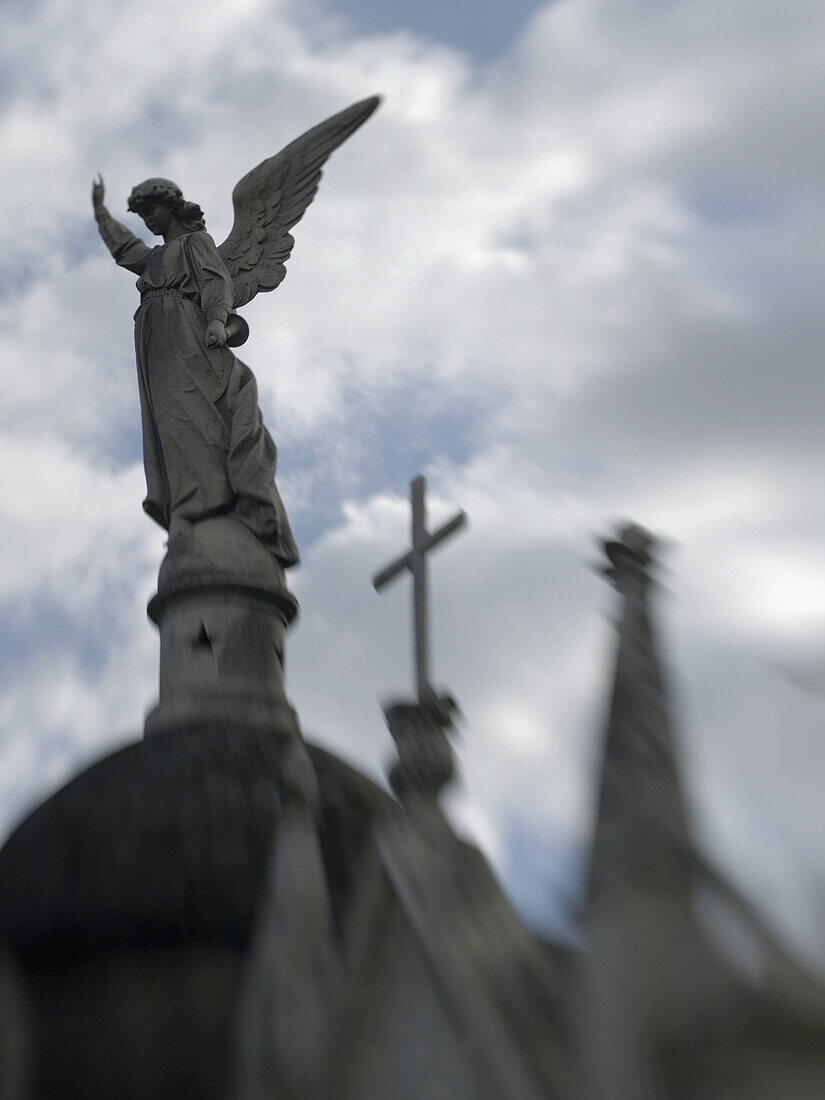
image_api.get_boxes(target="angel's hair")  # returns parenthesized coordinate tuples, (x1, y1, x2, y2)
(127, 178, 206, 232)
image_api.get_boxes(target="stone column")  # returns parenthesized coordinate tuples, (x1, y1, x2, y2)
(144, 516, 300, 739)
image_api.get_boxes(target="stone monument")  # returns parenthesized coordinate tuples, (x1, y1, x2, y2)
(1, 93, 825, 1100)
(92, 95, 380, 739)
(372, 474, 466, 796)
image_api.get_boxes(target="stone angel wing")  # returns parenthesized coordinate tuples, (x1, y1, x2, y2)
(217, 96, 381, 309)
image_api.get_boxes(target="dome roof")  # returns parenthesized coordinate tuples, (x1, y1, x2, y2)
(0, 726, 390, 961)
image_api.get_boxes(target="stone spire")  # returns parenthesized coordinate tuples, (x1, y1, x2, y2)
(586, 523, 693, 907)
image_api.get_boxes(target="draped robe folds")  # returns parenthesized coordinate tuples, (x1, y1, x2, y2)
(96, 213, 299, 566)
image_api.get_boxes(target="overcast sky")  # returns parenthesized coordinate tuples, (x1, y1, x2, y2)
(1, 0, 824, 967)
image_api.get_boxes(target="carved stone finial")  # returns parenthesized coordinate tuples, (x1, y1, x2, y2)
(587, 519, 692, 905)
(384, 694, 457, 800)
(601, 522, 658, 591)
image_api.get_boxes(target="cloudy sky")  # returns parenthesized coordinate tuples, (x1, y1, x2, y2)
(1, 0, 824, 966)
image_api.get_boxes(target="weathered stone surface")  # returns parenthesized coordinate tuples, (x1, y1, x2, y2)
(234, 765, 344, 1100)
(333, 875, 486, 1100)
(92, 97, 379, 567)
(576, 523, 825, 1100)
(0, 945, 29, 1099)
(0, 729, 386, 959)
(384, 695, 456, 800)
(5, 514, 825, 1099)
(145, 517, 299, 738)
(0, 724, 392, 1098)
(587, 523, 693, 905)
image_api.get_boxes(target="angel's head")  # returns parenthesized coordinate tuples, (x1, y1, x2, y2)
(128, 178, 206, 236)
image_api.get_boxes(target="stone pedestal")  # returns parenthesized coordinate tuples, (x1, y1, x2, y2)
(145, 516, 300, 738)
(384, 694, 457, 802)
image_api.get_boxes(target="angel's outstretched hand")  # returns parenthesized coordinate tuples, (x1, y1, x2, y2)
(92, 174, 105, 215)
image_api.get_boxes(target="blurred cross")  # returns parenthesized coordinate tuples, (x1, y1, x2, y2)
(373, 475, 467, 704)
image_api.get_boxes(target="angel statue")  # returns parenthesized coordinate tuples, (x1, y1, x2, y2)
(93, 96, 380, 567)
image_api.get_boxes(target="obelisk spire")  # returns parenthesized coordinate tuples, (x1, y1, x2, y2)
(586, 523, 693, 906)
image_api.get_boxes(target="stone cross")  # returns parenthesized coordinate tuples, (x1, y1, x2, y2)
(373, 476, 466, 703)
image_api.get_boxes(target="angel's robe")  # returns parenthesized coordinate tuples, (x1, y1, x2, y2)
(96, 212, 299, 566)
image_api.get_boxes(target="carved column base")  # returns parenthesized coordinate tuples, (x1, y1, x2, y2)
(144, 516, 300, 739)
(384, 694, 457, 802)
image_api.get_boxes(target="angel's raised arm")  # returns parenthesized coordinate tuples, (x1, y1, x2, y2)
(92, 176, 152, 275)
